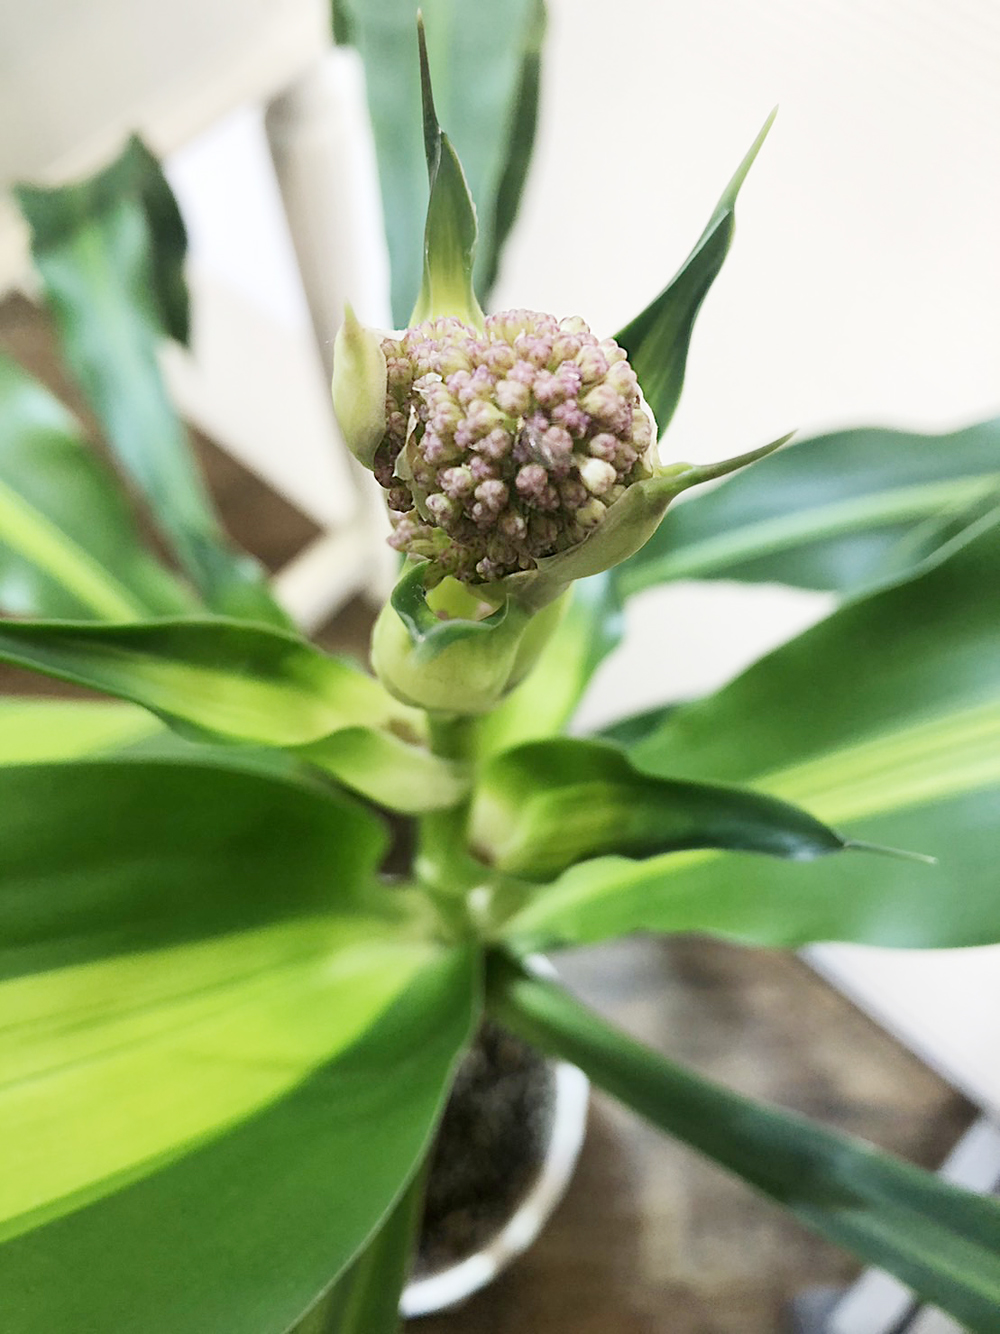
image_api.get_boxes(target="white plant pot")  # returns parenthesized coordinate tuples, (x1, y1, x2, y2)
(400, 1049, 589, 1319)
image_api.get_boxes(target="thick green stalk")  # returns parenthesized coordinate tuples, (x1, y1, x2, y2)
(415, 715, 482, 900)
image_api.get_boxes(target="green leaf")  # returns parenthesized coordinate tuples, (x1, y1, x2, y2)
(0, 759, 388, 979)
(409, 14, 483, 327)
(479, 0, 546, 298)
(617, 417, 1000, 597)
(342, 0, 539, 322)
(477, 570, 623, 757)
(615, 111, 775, 437)
(302, 726, 470, 813)
(473, 736, 848, 880)
(489, 956, 1000, 1334)
(332, 0, 354, 46)
(293, 1170, 424, 1334)
(0, 698, 160, 764)
(0, 759, 477, 1330)
(504, 519, 1000, 950)
(0, 617, 469, 812)
(0, 352, 194, 619)
(14, 140, 289, 628)
(117, 135, 190, 346)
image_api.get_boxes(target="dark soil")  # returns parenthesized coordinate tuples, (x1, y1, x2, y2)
(413, 1022, 557, 1278)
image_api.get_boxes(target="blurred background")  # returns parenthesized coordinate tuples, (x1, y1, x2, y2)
(1, 1, 998, 1329)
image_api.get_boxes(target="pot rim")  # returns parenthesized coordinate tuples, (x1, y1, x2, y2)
(399, 1056, 589, 1318)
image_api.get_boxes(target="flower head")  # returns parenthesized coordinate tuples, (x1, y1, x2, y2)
(372, 311, 656, 584)
(330, 24, 785, 715)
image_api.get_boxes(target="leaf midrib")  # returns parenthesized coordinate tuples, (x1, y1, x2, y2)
(0, 475, 146, 619)
(506, 695, 1000, 934)
(620, 473, 1000, 589)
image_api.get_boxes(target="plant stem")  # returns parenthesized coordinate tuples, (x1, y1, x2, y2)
(415, 714, 481, 898)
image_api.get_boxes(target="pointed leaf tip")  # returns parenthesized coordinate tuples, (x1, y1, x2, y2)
(734, 107, 778, 192)
(416, 12, 439, 177)
(409, 17, 483, 329)
(665, 430, 795, 497)
(846, 839, 939, 867)
(615, 112, 777, 438)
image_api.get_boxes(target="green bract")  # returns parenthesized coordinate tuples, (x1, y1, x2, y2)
(3, 12, 999, 1334)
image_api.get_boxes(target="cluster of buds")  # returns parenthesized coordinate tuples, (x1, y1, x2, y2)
(329, 23, 781, 715)
(370, 311, 656, 584)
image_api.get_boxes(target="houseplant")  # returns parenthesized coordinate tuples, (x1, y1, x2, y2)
(2, 12, 1000, 1333)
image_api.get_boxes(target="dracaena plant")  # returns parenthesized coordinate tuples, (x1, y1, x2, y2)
(2, 11, 1000, 1334)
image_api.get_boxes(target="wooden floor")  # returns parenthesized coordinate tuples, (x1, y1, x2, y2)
(0, 297, 975, 1332)
(417, 937, 971, 1333)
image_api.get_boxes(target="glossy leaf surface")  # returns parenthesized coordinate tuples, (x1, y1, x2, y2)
(0, 759, 477, 1333)
(0, 353, 193, 619)
(473, 736, 848, 879)
(490, 958, 1000, 1334)
(504, 521, 1000, 950)
(0, 698, 159, 764)
(617, 418, 1000, 596)
(342, 0, 539, 321)
(293, 1172, 424, 1334)
(615, 112, 775, 437)
(0, 618, 468, 811)
(0, 760, 387, 980)
(15, 141, 288, 627)
(0, 779, 474, 1329)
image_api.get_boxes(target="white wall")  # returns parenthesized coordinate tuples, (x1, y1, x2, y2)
(496, 0, 1000, 463)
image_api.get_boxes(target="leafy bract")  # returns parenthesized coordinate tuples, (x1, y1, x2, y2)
(390, 560, 508, 661)
(0, 759, 476, 1330)
(371, 567, 568, 717)
(409, 14, 483, 327)
(342, 0, 541, 322)
(0, 617, 468, 812)
(615, 111, 775, 437)
(504, 520, 1000, 950)
(617, 418, 1000, 597)
(15, 139, 288, 628)
(489, 957, 1000, 1334)
(0, 353, 193, 620)
(473, 736, 848, 880)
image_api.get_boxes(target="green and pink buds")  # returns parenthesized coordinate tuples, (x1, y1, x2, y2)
(373, 310, 655, 583)
(331, 17, 784, 715)
(333, 305, 788, 610)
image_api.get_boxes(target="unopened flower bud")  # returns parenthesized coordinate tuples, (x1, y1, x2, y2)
(333, 305, 788, 610)
(331, 304, 388, 468)
(354, 309, 657, 588)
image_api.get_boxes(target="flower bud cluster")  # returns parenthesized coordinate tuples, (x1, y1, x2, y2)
(373, 310, 655, 583)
